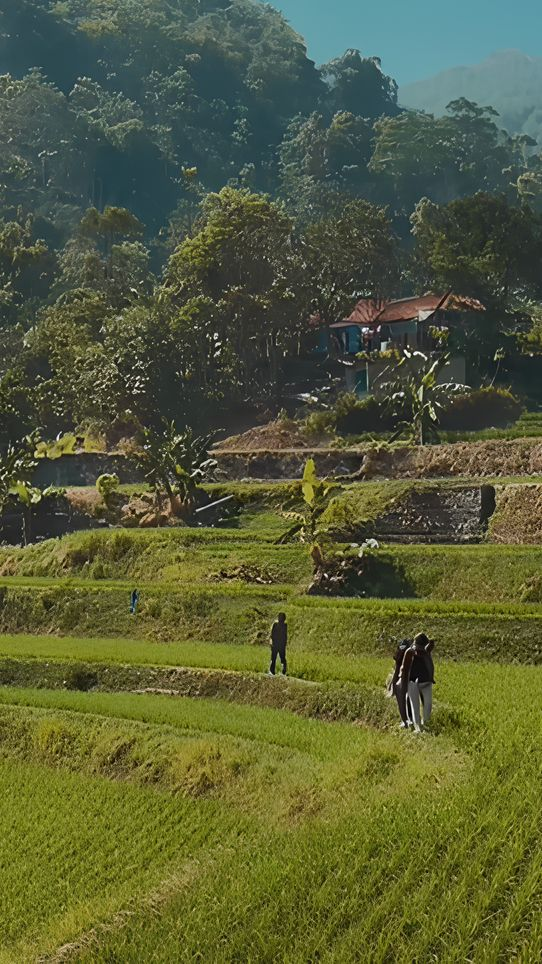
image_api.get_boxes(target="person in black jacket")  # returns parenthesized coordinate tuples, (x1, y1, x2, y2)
(269, 612, 288, 676)
(399, 633, 435, 732)
(390, 639, 413, 728)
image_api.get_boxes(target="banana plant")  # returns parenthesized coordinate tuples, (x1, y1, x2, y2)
(0, 434, 40, 544)
(135, 421, 217, 515)
(13, 481, 42, 545)
(277, 459, 337, 571)
(384, 350, 467, 445)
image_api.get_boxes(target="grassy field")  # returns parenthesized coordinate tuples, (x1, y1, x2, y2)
(339, 409, 542, 444)
(439, 408, 542, 441)
(0, 503, 541, 960)
(0, 658, 540, 961)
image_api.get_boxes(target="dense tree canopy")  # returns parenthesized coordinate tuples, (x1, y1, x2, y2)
(0, 0, 542, 443)
(412, 193, 542, 362)
(162, 186, 304, 398)
(370, 100, 534, 214)
(302, 200, 399, 327)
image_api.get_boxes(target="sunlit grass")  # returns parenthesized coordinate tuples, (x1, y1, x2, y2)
(11, 660, 541, 964)
(0, 517, 541, 960)
(0, 758, 234, 963)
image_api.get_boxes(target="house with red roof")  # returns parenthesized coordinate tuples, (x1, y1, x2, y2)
(330, 293, 485, 395)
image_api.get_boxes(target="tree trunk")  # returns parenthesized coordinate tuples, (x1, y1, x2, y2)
(22, 506, 31, 546)
(268, 331, 280, 398)
(418, 416, 425, 446)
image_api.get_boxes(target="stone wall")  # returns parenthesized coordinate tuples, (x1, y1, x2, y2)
(373, 485, 496, 544)
(33, 454, 143, 487)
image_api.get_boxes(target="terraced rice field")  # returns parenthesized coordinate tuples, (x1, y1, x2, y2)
(0, 500, 541, 961)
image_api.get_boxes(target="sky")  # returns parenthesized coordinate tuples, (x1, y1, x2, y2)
(273, 0, 542, 86)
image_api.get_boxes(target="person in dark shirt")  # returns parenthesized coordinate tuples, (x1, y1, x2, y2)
(269, 612, 287, 676)
(130, 588, 140, 615)
(399, 633, 435, 732)
(390, 639, 413, 728)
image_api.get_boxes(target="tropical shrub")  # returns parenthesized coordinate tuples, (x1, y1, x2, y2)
(133, 422, 217, 515)
(277, 459, 338, 572)
(382, 351, 467, 445)
(440, 388, 524, 431)
(334, 394, 399, 435)
(96, 473, 120, 507)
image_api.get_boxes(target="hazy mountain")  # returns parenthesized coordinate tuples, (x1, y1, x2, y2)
(400, 50, 542, 143)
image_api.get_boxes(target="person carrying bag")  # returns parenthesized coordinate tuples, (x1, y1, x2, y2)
(399, 633, 435, 733)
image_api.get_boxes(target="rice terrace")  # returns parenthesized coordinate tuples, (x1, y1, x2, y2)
(2, 0, 542, 960)
(0, 471, 538, 962)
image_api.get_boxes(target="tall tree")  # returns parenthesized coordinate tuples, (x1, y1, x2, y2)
(320, 50, 399, 119)
(411, 193, 542, 364)
(162, 187, 304, 398)
(302, 199, 399, 328)
(279, 112, 376, 221)
(370, 99, 524, 214)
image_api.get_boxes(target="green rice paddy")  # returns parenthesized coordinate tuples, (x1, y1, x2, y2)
(0, 499, 540, 960)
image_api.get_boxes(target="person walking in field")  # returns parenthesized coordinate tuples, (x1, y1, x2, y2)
(268, 612, 288, 676)
(389, 638, 413, 728)
(399, 633, 435, 733)
(130, 588, 140, 615)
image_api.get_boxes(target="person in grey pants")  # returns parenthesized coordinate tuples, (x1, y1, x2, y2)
(399, 633, 435, 732)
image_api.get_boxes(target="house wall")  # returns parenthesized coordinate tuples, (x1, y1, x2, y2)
(439, 355, 466, 386)
(349, 354, 468, 397)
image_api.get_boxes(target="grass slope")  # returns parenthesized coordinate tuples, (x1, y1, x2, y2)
(0, 510, 541, 959)
(0, 584, 539, 660)
(1, 509, 541, 599)
(0, 660, 540, 961)
(0, 758, 233, 962)
(0, 514, 540, 664)
(0, 687, 451, 961)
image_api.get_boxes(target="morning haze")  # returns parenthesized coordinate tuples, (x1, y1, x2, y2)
(275, 0, 542, 83)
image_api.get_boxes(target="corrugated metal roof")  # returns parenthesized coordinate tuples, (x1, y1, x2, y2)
(444, 294, 485, 313)
(342, 293, 485, 328)
(377, 294, 448, 323)
(346, 298, 386, 325)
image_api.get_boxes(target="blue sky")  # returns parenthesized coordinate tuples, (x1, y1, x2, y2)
(273, 0, 542, 85)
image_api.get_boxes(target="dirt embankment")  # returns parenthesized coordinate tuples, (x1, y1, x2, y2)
(364, 439, 542, 480)
(490, 485, 542, 544)
(214, 437, 542, 481)
(215, 418, 330, 452)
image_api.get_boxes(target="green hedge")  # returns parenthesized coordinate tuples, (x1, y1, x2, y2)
(330, 388, 524, 438)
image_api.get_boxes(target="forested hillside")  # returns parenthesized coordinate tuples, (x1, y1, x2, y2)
(1, 0, 542, 444)
(0, 0, 398, 229)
